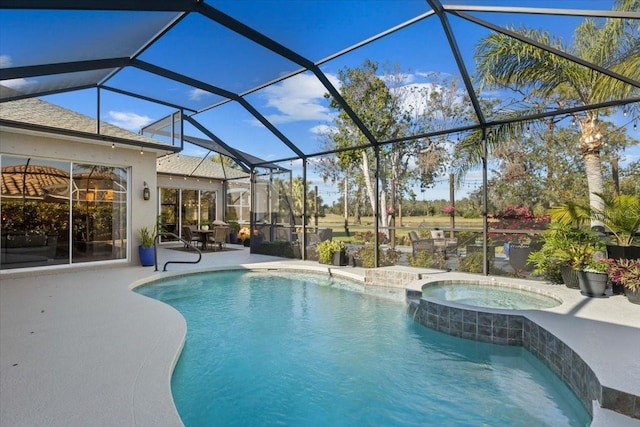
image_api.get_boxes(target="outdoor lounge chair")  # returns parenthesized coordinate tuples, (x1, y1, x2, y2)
(408, 231, 435, 257)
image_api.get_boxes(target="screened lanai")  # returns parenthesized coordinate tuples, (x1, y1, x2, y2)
(1, 1, 639, 274)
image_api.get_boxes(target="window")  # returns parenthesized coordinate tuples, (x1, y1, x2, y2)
(226, 179, 250, 223)
(1, 155, 128, 270)
(71, 163, 128, 263)
(158, 187, 217, 240)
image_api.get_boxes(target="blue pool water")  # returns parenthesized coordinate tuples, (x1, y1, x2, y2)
(422, 282, 561, 310)
(136, 270, 590, 427)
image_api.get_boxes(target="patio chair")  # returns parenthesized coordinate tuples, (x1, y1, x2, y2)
(408, 231, 435, 257)
(430, 229, 458, 253)
(181, 226, 200, 248)
(208, 226, 228, 251)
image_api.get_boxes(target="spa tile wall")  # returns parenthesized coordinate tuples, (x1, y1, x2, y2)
(408, 297, 639, 420)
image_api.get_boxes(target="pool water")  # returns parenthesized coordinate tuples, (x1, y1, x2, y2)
(422, 283, 561, 310)
(137, 270, 588, 427)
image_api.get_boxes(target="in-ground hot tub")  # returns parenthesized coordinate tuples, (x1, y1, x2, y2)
(421, 280, 562, 310)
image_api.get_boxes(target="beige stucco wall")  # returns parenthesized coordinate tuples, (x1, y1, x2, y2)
(0, 127, 161, 267)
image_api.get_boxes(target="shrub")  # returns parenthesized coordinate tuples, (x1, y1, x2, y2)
(353, 231, 389, 244)
(253, 241, 297, 258)
(489, 205, 549, 244)
(316, 239, 346, 264)
(457, 231, 481, 247)
(407, 251, 447, 269)
(458, 251, 493, 274)
(608, 258, 640, 291)
(356, 245, 400, 268)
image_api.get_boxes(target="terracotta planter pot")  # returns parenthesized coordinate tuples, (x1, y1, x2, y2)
(560, 265, 579, 289)
(577, 270, 608, 297)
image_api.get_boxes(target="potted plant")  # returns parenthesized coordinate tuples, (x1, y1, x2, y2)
(138, 226, 156, 267)
(550, 193, 640, 260)
(528, 223, 602, 289)
(228, 221, 240, 244)
(238, 226, 251, 247)
(576, 256, 610, 297)
(316, 239, 346, 265)
(200, 220, 209, 231)
(608, 258, 640, 304)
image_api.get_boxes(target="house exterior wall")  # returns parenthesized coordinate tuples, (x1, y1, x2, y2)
(0, 127, 159, 267)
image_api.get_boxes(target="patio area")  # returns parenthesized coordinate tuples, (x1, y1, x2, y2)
(1, 246, 639, 426)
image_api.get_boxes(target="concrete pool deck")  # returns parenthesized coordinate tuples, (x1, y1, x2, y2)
(1, 245, 639, 426)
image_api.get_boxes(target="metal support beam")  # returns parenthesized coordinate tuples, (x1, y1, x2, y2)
(426, 0, 486, 125)
(481, 128, 489, 276)
(0, 57, 130, 80)
(302, 161, 308, 261)
(374, 145, 380, 268)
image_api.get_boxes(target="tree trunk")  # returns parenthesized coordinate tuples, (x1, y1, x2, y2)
(578, 116, 605, 230)
(360, 151, 376, 219)
(360, 151, 388, 231)
(612, 157, 620, 197)
(343, 175, 350, 236)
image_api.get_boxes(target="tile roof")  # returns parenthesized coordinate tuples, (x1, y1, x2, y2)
(0, 95, 163, 145)
(156, 153, 248, 180)
(1, 164, 69, 199)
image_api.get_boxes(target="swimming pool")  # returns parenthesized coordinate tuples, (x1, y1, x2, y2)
(421, 281, 561, 310)
(136, 270, 589, 427)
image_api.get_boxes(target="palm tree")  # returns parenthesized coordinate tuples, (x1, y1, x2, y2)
(474, 0, 640, 227)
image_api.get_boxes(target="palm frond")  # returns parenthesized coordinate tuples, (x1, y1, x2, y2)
(549, 202, 592, 227)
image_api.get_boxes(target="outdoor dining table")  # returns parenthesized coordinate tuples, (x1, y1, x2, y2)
(193, 229, 214, 250)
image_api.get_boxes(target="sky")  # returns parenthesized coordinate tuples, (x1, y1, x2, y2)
(1, 1, 638, 204)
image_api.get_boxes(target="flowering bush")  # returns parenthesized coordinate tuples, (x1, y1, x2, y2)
(238, 227, 251, 241)
(442, 205, 455, 215)
(489, 205, 549, 244)
(608, 259, 640, 291)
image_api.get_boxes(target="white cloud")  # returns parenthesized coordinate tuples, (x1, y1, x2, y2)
(0, 57, 36, 90)
(380, 72, 415, 85)
(0, 55, 12, 67)
(259, 73, 340, 125)
(189, 88, 211, 101)
(0, 77, 31, 89)
(107, 111, 153, 131)
(310, 124, 336, 135)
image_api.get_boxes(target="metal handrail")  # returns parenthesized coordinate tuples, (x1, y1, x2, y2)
(154, 232, 202, 272)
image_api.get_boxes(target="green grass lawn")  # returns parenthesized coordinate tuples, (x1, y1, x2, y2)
(310, 213, 484, 242)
